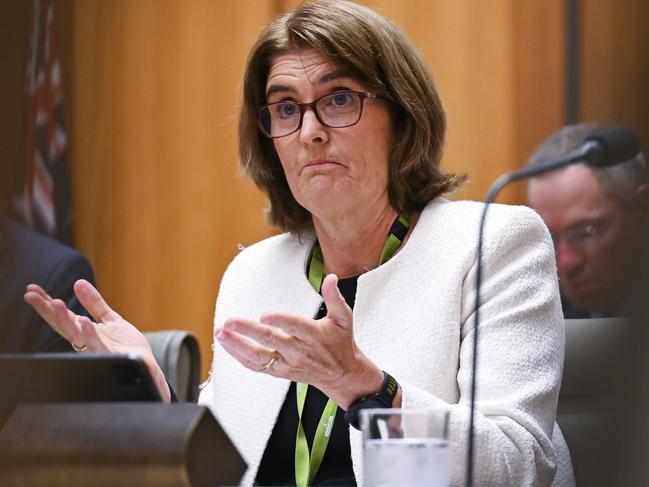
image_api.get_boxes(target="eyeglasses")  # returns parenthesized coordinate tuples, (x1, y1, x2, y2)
(550, 215, 617, 250)
(257, 90, 382, 139)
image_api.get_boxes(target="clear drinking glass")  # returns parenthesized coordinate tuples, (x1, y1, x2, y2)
(361, 408, 450, 487)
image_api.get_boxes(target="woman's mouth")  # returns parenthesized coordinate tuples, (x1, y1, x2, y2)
(300, 160, 341, 173)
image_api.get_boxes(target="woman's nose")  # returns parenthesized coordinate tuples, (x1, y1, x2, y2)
(299, 108, 329, 145)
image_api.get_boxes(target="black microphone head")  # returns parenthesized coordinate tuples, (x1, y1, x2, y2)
(582, 126, 642, 168)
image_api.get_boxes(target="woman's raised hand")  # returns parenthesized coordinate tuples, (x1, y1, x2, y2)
(24, 279, 171, 403)
(217, 273, 384, 409)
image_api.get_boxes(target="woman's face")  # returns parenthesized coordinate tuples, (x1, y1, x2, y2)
(266, 49, 393, 222)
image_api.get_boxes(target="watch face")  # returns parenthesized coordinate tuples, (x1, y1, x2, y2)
(384, 374, 398, 401)
(344, 373, 399, 430)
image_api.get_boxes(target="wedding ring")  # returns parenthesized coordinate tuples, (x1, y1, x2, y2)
(260, 349, 279, 370)
(72, 342, 88, 353)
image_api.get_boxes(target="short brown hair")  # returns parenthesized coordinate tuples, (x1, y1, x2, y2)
(239, 0, 464, 233)
(527, 123, 648, 204)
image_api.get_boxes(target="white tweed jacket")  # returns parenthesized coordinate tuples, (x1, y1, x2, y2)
(199, 198, 574, 487)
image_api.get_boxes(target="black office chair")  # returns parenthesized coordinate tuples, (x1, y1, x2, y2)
(144, 330, 201, 402)
(557, 318, 632, 486)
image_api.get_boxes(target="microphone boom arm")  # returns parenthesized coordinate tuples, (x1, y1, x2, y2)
(465, 125, 640, 487)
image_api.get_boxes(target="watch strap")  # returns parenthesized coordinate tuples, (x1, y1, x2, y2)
(344, 371, 398, 430)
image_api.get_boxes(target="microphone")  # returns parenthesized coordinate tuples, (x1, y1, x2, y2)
(582, 126, 642, 168)
(464, 126, 642, 487)
(487, 127, 641, 196)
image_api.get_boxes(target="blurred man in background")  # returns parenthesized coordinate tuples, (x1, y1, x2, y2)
(0, 216, 95, 352)
(0, 168, 95, 352)
(527, 123, 649, 318)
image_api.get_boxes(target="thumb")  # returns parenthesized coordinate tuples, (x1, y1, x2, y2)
(74, 279, 120, 323)
(321, 273, 352, 329)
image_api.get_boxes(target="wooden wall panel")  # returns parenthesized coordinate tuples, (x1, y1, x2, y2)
(370, 0, 520, 202)
(511, 0, 566, 191)
(59, 0, 276, 378)
(580, 0, 649, 148)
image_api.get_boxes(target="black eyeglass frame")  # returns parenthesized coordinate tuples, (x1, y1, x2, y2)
(257, 90, 384, 139)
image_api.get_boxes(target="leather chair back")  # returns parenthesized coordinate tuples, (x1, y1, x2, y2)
(145, 330, 201, 402)
(558, 318, 632, 486)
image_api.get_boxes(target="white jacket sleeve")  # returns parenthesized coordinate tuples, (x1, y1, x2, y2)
(407, 207, 564, 487)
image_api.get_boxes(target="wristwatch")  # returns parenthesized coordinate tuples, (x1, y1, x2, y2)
(344, 371, 399, 430)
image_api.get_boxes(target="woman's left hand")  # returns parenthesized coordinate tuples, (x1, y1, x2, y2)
(216, 273, 384, 409)
(24, 280, 171, 403)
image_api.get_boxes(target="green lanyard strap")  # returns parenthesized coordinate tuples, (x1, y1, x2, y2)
(307, 211, 411, 294)
(295, 383, 339, 487)
(307, 245, 325, 293)
(295, 210, 411, 487)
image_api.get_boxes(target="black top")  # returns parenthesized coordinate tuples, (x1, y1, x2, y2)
(255, 276, 359, 486)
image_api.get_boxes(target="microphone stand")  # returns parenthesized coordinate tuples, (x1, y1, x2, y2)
(464, 126, 641, 487)
(464, 174, 510, 487)
(465, 162, 578, 486)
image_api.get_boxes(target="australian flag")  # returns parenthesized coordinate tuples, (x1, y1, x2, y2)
(14, 0, 73, 246)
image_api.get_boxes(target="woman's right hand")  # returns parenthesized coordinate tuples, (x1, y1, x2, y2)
(24, 279, 171, 403)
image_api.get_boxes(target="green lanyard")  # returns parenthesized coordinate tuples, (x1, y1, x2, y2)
(296, 211, 411, 487)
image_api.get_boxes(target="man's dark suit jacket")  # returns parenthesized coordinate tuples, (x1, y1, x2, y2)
(0, 217, 95, 352)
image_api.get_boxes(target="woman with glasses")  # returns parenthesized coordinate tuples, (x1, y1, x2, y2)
(25, 1, 573, 486)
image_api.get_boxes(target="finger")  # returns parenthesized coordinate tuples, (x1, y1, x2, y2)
(259, 312, 318, 342)
(24, 291, 73, 335)
(229, 342, 281, 376)
(25, 284, 93, 337)
(26, 283, 49, 299)
(24, 284, 56, 314)
(24, 290, 56, 323)
(51, 298, 86, 344)
(73, 279, 120, 323)
(223, 318, 292, 349)
(321, 274, 352, 328)
(217, 328, 278, 371)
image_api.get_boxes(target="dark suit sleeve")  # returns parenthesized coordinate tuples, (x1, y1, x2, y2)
(28, 251, 96, 352)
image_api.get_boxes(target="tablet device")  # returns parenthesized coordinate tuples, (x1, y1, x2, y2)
(0, 353, 160, 427)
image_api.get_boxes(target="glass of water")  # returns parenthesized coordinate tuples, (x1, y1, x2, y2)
(361, 408, 450, 487)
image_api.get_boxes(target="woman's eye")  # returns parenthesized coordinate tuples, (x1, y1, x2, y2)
(332, 93, 352, 106)
(277, 103, 298, 118)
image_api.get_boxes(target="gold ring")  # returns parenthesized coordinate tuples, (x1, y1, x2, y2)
(72, 343, 88, 353)
(260, 349, 279, 370)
